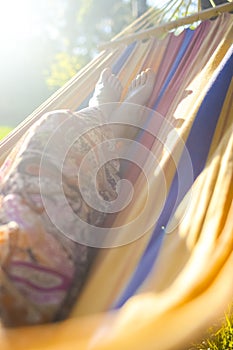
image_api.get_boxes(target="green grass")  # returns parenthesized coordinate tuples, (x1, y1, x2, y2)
(190, 307, 233, 350)
(0, 126, 12, 140)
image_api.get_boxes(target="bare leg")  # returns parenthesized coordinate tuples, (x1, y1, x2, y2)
(88, 68, 155, 139)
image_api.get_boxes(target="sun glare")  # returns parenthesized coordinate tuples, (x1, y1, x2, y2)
(0, 0, 42, 47)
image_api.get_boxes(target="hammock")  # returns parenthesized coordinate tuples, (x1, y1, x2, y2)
(0, 2, 233, 349)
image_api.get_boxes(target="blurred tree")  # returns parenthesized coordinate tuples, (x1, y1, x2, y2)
(46, 52, 85, 90)
(46, 0, 135, 91)
(201, 0, 232, 10)
(132, 0, 148, 17)
(1, 0, 208, 127)
(76, 0, 133, 52)
(0, 0, 136, 126)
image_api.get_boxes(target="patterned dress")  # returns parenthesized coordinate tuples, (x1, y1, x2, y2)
(0, 108, 120, 326)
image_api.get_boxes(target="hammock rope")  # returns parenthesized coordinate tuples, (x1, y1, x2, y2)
(100, 2, 233, 49)
(111, 0, 199, 40)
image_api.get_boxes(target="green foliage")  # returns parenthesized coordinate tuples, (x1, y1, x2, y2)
(0, 0, 134, 125)
(77, 0, 133, 39)
(45, 0, 133, 90)
(46, 52, 85, 90)
(0, 126, 12, 140)
(190, 308, 233, 350)
(1, 0, 204, 126)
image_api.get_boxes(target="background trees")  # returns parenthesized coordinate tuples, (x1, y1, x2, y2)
(2, 0, 225, 127)
(0, 0, 137, 126)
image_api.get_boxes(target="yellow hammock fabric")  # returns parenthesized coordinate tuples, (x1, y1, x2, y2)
(0, 11, 233, 350)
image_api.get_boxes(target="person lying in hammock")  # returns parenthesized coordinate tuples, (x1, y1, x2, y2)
(0, 68, 156, 326)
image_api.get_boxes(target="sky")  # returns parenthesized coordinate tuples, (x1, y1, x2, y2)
(0, 0, 64, 126)
(148, 0, 171, 6)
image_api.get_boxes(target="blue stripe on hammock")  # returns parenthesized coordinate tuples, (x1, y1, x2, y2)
(114, 45, 233, 308)
(120, 30, 194, 176)
(112, 42, 137, 74)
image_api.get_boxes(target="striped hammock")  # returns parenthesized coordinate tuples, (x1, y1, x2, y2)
(0, 4, 233, 350)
